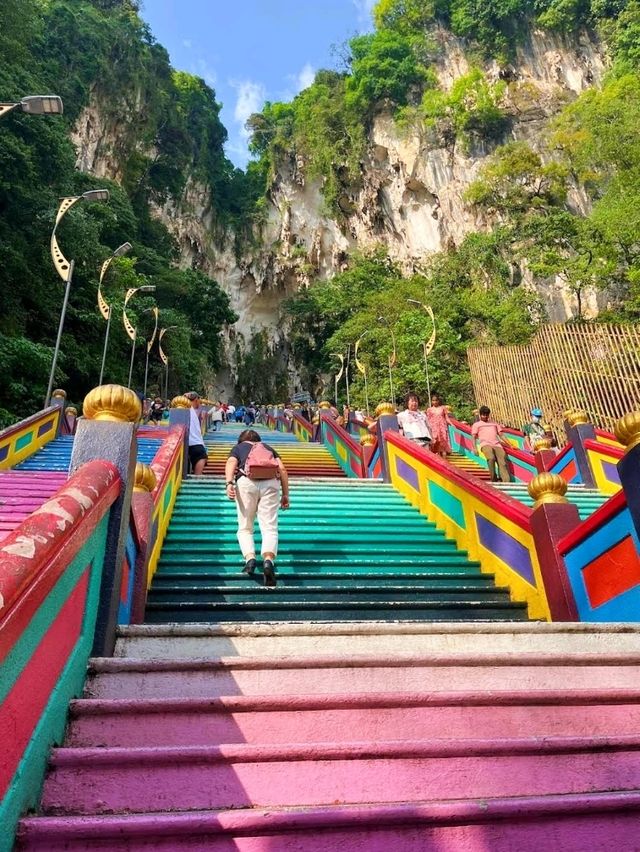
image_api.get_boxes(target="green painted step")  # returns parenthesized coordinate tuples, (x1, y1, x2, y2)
(155, 558, 480, 572)
(151, 573, 497, 588)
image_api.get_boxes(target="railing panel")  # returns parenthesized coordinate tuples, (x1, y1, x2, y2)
(291, 412, 313, 443)
(0, 460, 119, 849)
(147, 427, 185, 586)
(320, 416, 365, 478)
(559, 491, 640, 621)
(584, 439, 623, 495)
(0, 407, 61, 470)
(385, 431, 550, 620)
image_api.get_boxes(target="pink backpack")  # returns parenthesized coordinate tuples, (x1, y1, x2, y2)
(243, 442, 280, 480)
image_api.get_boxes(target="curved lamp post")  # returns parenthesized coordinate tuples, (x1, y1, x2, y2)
(45, 189, 110, 406)
(377, 316, 397, 408)
(159, 325, 179, 399)
(97, 242, 132, 385)
(407, 299, 437, 402)
(143, 306, 159, 399)
(123, 286, 156, 389)
(354, 331, 370, 415)
(0, 95, 63, 120)
(330, 353, 345, 408)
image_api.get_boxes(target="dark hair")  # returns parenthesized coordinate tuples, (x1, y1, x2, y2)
(431, 392, 442, 402)
(479, 405, 491, 416)
(404, 392, 420, 407)
(238, 429, 261, 443)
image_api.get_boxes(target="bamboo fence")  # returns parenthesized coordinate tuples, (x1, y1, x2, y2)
(467, 324, 640, 444)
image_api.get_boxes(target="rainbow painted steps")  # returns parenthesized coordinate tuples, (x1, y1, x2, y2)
(14, 434, 162, 472)
(18, 622, 640, 851)
(146, 478, 527, 622)
(447, 451, 608, 517)
(204, 423, 344, 478)
(0, 470, 67, 542)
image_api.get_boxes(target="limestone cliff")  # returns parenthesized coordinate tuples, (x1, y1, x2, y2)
(71, 24, 608, 386)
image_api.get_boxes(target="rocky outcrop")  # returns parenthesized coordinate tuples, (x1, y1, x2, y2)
(71, 24, 608, 387)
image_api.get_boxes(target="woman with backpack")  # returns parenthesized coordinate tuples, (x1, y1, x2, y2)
(224, 429, 290, 588)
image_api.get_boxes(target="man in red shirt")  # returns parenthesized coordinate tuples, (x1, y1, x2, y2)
(471, 406, 511, 482)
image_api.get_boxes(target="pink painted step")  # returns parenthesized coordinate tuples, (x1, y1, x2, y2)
(0, 471, 68, 541)
(67, 689, 640, 748)
(85, 654, 640, 700)
(17, 792, 640, 851)
(41, 735, 640, 815)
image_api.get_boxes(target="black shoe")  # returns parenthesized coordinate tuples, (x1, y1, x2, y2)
(242, 558, 257, 576)
(263, 559, 277, 588)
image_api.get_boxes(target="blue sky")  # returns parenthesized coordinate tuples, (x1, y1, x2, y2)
(140, 1, 375, 168)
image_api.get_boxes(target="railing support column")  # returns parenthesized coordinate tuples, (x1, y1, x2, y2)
(563, 409, 597, 487)
(69, 385, 140, 656)
(615, 412, 640, 544)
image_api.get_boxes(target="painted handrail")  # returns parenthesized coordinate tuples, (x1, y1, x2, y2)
(595, 428, 623, 450)
(384, 430, 550, 620)
(0, 406, 62, 470)
(320, 414, 366, 478)
(558, 489, 640, 621)
(583, 438, 623, 495)
(448, 417, 538, 482)
(290, 411, 314, 442)
(0, 460, 120, 849)
(147, 426, 185, 586)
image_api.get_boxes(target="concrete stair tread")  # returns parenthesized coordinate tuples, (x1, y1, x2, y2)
(17, 791, 640, 850)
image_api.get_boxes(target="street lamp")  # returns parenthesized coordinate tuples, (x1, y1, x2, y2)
(0, 95, 63, 120)
(123, 286, 156, 389)
(330, 353, 345, 408)
(143, 306, 159, 399)
(354, 331, 370, 415)
(158, 325, 179, 399)
(377, 316, 397, 408)
(407, 299, 437, 403)
(97, 242, 132, 385)
(45, 189, 110, 407)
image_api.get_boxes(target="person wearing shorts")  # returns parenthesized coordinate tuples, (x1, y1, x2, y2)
(185, 391, 207, 475)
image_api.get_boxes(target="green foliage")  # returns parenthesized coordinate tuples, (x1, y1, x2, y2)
(283, 247, 539, 413)
(234, 331, 288, 402)
(0, 0, 238, 420)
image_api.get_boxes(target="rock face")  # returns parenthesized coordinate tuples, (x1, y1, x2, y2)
(71, 25, 608, 386)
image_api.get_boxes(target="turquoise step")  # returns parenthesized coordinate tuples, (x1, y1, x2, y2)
(151, 573, 497, 588)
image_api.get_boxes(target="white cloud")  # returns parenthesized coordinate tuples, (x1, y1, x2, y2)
(231, 79, 267, 139)
(352, 0, 376, 25)
(296, 62, 316, 92)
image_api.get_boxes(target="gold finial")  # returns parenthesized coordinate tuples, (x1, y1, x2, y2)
(533, 437, 553, 451)
(171, 395, 191, 409)
(360, 434, 376, 446)
(527, 472, 569, 508)
(133, 462, 157, 493)
(564, 409, 590, 428)
(51, 389, 66, 400)
(374, 402, 395, 417)
(65, 405, 78, 417)
(83, 385, 142, 423)
(318, 401, 332, 409)
(614, 411, 640, 454)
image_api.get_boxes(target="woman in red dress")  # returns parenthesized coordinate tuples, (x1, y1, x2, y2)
(426, 393, 452, 457)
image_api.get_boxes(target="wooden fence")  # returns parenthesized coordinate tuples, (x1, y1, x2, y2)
(468, 324, 640, 443)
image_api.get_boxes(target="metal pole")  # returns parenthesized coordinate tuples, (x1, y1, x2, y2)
(127, 328, 137, 389)
(363, 369, 370, 416)
(344, 345, 351, 408)
(143, 340, 150, 399)
(165, 359, 169, 399)
(388, 354, 395, 409)
(45, 259, 74, 407)
(423, 342, 431, 403)
(99, 304, 112, 386)
(334, 374, 338, 407)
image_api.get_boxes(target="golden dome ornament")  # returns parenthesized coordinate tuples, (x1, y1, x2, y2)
(527, 472, 569, 508)
(83, 385, 142, 423)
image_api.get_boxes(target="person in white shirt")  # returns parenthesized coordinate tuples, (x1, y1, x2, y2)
(397, 392, 432, 447)
(185, 392, 207, 474)
(211, 403, 224, 431)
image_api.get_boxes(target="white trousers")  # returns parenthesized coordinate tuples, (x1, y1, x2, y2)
(235, 477, 280, 558)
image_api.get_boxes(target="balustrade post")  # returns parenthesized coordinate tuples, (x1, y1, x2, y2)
(69, 384, 140, 655)
(615, 411, 640, 543)
(533, 438, 558, 473)
(169, 395, 191, 478)
(528, 473, 580, 621)
(563, 409, 597, 487)
(50, 388, 67, 437)
(360, 434, 376, 478)
(374, 403, 399, 484)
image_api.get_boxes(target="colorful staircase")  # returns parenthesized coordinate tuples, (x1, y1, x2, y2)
(18, 623, 640, 849)
(145, 477, 527, 622)
(0, 470, 67, 542)
(14, 434, 162, 472)
(204, 423, 344, 477)
(447, 451, 608, 518)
